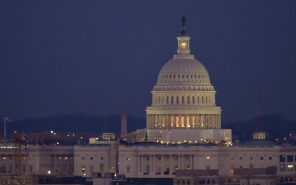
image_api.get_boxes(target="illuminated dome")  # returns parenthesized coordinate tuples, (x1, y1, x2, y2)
(142, 15, 231, 144)
(146, 15, 221, 131)
(155, 58, 212, 86)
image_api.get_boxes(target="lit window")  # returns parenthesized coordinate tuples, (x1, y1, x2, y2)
(127, 157, 131, 161)
(280, 164, 286, 171)
(64, 157, 68, 160)
(181, 116, 185, 127)
(206, 156, 210, 160)
(287, 164, 294, 171)
(181, 42, 186, 48)
(2, 156, 7, 160)
(58, 157, 62, 160)
(230, 168, 234, 174)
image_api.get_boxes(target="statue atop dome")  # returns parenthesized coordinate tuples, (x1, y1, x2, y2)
(180, 15, 187, 36)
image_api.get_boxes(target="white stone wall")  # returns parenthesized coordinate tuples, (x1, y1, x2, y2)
(118, 144, 296, 178)
(73, 145, 111, 177)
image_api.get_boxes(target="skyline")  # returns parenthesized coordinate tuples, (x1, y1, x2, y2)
(0, 1, 296, 122)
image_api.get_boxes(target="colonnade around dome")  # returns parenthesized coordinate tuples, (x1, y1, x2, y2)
(146, 114, 221, 129)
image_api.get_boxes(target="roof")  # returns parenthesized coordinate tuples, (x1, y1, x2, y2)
(240, 139, 277, 146)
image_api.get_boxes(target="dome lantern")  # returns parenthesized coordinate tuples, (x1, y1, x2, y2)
(175, 15, 194, 59)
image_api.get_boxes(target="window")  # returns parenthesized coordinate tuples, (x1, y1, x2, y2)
(280, 164, 286, 171)
(90, 157, 93, 160)
(280, 155, 286, 162)
(269, 156, 272, 160)
(81, 156, 85, 160)
(100, 157, 104, 160)
(100, 164, 104, 173)
(127, 157, 131, 161)
(287, 155, 293, 162)
(260, 157, 264, 160)
(287, 164, 294, 171)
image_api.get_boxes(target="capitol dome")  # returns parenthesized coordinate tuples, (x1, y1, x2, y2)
(155, 58, 212, 86)
(146, 15, 222, 134)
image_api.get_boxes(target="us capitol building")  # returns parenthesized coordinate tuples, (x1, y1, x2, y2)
(134, 15, 231, 145)
(0, 16, 295, 185)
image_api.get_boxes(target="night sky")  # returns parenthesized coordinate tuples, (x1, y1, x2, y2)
(0, 1, 295, 122)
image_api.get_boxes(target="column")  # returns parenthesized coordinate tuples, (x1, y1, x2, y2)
(173, 115, 176, 128)
(140, 155, 143, 173)
(191, 155, 194, 169)
(138, 155, 141, 174)
(166, 115, 169, 128)
(218, 115, 221, 128)
(181, 155, 183, 169)
(161, 155, 164, 175)
(178, 155, 182, 170)
(209, 115, 212, 128)
(170, 155, 173, 175)
(151, 155, 153, 173)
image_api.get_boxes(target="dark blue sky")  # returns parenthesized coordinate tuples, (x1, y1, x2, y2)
(0, 1, 295, 122)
